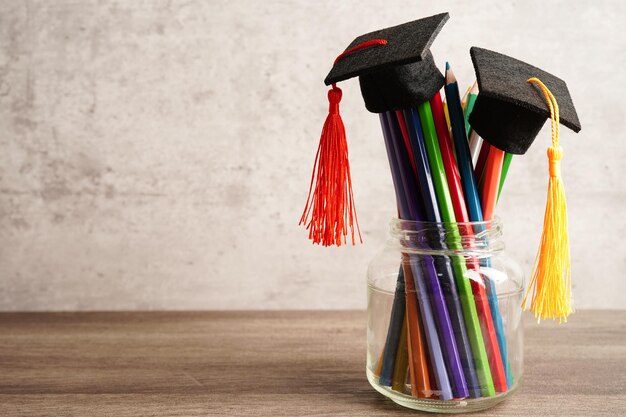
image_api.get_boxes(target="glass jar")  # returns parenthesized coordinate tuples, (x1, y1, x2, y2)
(366, 218, 524, 413)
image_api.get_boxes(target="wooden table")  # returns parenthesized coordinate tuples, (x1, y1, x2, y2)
(0, 311, 624, 416)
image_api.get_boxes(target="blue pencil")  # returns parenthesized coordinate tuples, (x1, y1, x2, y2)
(387, 113, 423, 222)
(388, 112, 468, 399)
(445, 63, 512, 388)
(381, 113, 410, 219)
(402, 108, 482, 398)
(379, 267, 406, 387)
(383, 112, 454, 399)
(378, 114, 409, 387)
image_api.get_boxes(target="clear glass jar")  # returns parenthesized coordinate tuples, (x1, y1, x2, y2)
(366, 218, 524, 413)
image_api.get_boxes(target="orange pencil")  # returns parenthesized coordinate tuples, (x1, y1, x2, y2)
(403, 262, 432, 398)
(481, 147, 505, 220)
(374, 349, 385, 377)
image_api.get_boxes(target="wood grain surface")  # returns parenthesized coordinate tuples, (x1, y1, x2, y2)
(0, 311, 624, 416)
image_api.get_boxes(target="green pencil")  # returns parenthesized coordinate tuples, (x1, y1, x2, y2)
(497, 152, 513, 201)
(417, 101, 496, 397)
(464, 81, 479, 136)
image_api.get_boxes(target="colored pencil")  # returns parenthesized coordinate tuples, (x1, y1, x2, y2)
(374, 348, 385, 377)
(430, 91, 470, 228)
(401, 110, 441, 222)
(403, 109, 480, 391)
(382, 112, 424, 395)
(400, 109, 481, 398)
(441, 77, 481, 224)
(466, 83, 482, 169)
(378, 70, 515, 398)
(378, 268, 406, 387)
(468, 130, 483, 167)
(416, 100, 496, 397)
(396, 110, 417, 176)
(445, 64, 512, 390)
(481, 147, 513, 389)
(386, 112, 456, 400)
(497, 152, 513, 201)
(481, 147, 505, 221)
(400, 260, 425, 396)
(430, 88, 507, 393)
(475, 140, 491, 187)
(403, 260, 432, 397)
(381, 113, 452, 398)
(381, 114, 411, 219)
(392, 313, 410, 392)
(378, 114, 411, 387)
(464, 81, 479, 136)
(403, 107, 482, 398)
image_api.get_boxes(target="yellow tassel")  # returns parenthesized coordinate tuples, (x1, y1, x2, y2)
(522, 78, 572, 323)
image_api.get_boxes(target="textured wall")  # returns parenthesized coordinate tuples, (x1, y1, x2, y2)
(0, 0, 624, 311)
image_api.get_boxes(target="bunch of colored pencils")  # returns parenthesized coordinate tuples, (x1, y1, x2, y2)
(374, 63, 512, 400)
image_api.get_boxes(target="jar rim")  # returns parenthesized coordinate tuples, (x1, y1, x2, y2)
(389, 216, 502, 230)
(387, 216, 504, 255)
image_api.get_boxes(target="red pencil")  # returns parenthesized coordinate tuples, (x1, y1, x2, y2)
(430, 92, 508, 392)
(475, 141, 492, 188)
(430, 92, 468, 224)
(395, 110, 417, 176)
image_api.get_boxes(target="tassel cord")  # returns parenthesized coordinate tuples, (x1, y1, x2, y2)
(522, 78, 572, 322)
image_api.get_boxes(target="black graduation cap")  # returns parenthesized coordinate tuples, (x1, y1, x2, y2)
(468, 47, 581, 154)
(324, 12, 449, 113)
(301, 13, 450, 246)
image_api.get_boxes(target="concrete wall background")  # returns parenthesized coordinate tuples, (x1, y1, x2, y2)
(0, 0, 624, 311)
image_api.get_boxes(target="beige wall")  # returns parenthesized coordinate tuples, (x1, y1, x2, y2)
(1, 0, 624, 310)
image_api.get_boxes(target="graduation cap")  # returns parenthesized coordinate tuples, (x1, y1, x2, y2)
(467, 46, 582, 322)
(300, 13, 449, 246)
(325, 12, 449, 113)
(468, 47, 581, 154)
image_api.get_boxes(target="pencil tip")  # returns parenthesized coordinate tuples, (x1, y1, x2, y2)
(445, 64, 456, 84)
(471, 80, 479, 94)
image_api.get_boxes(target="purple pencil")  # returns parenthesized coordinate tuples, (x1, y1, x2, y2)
(388, 112, 469, 398)
(383, 112, 463, 400)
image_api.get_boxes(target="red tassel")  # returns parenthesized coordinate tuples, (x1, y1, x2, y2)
(300, 85, 362, 246)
